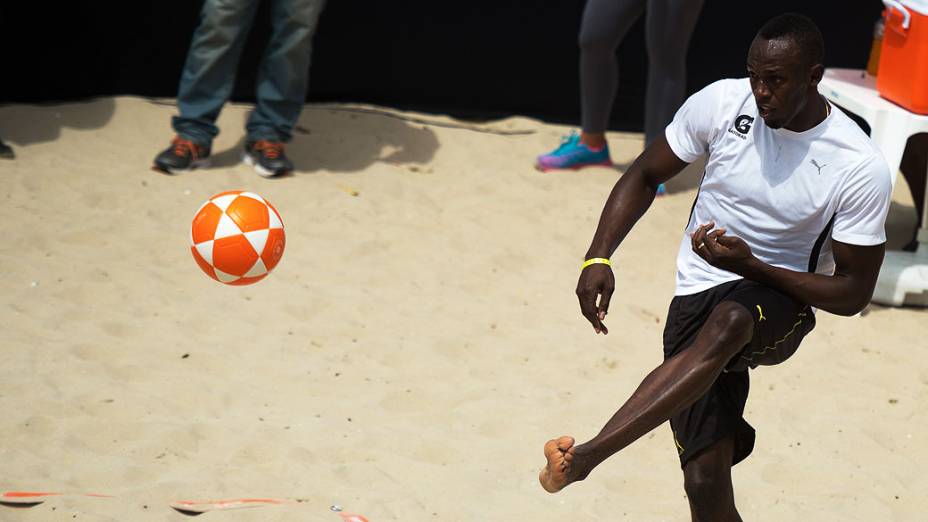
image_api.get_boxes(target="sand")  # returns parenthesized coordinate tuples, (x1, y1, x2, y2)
(0, 97, 925, 521)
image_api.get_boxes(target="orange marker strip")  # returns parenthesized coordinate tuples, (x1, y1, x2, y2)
(0, 491, 112, 504)
(1, 492, 61, 503)
(339, 513, 371, 522)
(170, 498, 292, 513)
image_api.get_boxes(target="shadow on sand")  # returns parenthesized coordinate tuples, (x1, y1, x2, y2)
(0, 97, 117, 146)
(205, 105, 441, 175)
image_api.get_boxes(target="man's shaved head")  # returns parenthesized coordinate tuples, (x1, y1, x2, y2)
(756, 13, 824, 69)
(747, 14, 826, 130)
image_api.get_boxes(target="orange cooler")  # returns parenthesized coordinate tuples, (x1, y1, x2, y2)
(877, 0, 928, 114)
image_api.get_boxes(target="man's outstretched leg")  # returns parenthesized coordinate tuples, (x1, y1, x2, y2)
(539, 300, 753, 492)
(683, 437, 742, 522)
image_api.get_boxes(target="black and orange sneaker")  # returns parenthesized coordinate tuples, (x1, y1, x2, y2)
(243, 139, 293, 177)
(152, 136, 211, 174)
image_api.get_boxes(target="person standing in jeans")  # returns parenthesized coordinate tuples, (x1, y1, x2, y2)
(153, 0, 326, 177)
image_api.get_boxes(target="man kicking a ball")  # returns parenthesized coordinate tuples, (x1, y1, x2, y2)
(539, 13, 892, 521)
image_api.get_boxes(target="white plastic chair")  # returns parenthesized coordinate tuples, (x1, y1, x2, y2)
(819, 68, 928, 306)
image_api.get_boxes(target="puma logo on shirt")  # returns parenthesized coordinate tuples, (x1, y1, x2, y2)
(810, 159, 827, 175)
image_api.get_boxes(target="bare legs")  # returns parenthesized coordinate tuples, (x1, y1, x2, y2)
(683, 437, 743, 522)
(540, 301, 752, 514)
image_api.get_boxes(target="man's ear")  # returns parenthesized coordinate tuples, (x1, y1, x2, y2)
(810, 63, 824, 86)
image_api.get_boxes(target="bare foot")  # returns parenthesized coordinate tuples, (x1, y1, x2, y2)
(539, 436, 576, 493)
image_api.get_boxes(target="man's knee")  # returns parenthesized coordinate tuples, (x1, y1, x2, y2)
(701, 301, 753, 362)
(683, 461, 729, 509)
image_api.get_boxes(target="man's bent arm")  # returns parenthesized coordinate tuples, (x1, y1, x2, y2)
(585, 136, 690, 259)
(739, 240, 884, 316)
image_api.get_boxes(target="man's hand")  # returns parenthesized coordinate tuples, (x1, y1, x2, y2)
(577, 264, 615, 334)
(691, 222, 756, 275)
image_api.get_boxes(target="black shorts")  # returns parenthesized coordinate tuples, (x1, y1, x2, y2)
(663, 279, 816, 468)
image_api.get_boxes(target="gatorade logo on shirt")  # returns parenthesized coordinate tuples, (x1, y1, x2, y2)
(728, 115, 754, 139)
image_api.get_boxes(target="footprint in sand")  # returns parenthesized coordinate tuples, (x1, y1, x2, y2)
(100, 320, 133, 339)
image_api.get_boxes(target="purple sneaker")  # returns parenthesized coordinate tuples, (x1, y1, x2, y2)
(536, 132, 612, 171)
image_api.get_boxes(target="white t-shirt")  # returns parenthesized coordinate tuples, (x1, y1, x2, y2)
(664, 78, 893, 296)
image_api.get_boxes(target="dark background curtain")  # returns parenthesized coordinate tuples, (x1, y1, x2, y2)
(0, 1, 883, 131)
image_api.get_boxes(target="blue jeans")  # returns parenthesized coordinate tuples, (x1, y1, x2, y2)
(172, 0, 326, 145)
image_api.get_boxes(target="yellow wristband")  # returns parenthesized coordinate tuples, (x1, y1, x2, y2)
(581, 258, 612, 270)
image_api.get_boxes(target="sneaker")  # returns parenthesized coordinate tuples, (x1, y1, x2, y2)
(536, 132, 612, 171)
(0, 139, 13, 159)
(243, 140, 293, 177)
(152, 136, 211, 173)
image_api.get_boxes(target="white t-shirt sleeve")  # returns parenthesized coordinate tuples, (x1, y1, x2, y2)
(831, 156, 893, 246)
(664, 80, 727, 163)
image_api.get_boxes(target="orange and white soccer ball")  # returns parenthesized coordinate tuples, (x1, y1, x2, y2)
(190, 190, 285, 285)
